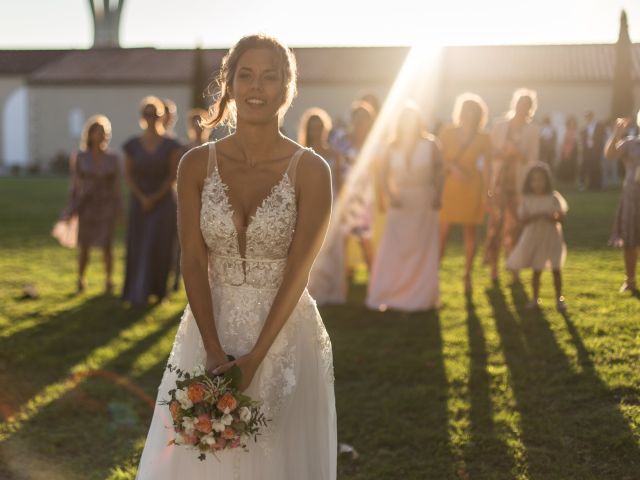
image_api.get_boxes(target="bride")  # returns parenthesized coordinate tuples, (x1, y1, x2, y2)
(135, 35, 337, 479)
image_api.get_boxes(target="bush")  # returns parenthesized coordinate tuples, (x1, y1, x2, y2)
(25, 163, 41, 175)
(49, 151, 70, 175)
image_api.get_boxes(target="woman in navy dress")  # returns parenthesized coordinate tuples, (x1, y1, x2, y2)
(122, 96, 182, 305)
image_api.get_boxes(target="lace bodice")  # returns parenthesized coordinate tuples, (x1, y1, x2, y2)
(200, 142, 306, 289)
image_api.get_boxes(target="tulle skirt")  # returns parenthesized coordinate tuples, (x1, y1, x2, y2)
(135, 285, 337, 480)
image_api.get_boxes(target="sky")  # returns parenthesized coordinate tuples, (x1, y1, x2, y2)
(1, 0, 640, 49)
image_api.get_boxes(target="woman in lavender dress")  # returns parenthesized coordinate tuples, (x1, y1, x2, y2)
(63, 115, 121, 293)
(605, 115, 640, 294)
(122, 96, 182, 305)
(301, 108, 348, 304)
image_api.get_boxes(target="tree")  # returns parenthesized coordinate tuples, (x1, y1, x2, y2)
(88, 0, 125, 48)
(611, 10, 635, 120)
(191, 45, 210, 110)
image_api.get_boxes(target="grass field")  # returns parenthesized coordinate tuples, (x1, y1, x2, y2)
(0, 177, 639, 479)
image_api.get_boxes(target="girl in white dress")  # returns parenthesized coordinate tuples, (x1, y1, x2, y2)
(366, 104, 443, 312)
(506, 163, 568, 311)
(135, 35, 336, 479)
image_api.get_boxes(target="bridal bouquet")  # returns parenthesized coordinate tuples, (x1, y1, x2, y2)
(161, 361, 268, 460)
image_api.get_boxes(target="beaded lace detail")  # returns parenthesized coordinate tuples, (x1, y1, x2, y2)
(194, 142, 334, 428)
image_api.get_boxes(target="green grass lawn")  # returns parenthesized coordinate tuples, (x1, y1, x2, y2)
(0, 177, 639, 479)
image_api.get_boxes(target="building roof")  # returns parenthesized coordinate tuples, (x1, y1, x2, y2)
(27, 48, 224, 85)
(442, 43, 640, 83)
(23, 47, 408, 86)
(1, 44, 639, 85)
(0, 50, 68, 76)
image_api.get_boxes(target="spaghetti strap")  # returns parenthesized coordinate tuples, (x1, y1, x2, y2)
(206, 141, 217, 177)
(286, 147, 307, 185)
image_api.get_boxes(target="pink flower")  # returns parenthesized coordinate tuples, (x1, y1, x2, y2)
(195, 414, 212, 434)
(183, 432, 198, 445)
(211, 436, 226, 451)
(230, 438, 241, 449)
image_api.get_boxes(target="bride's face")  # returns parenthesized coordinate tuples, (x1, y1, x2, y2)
(230, 48, 285, 125)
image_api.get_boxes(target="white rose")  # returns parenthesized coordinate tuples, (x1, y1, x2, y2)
(222, 413, 233, 426)
(175, 432, 186, 445)
(175, 388, 193, 410)
(239, 407, 251, 423)
(201, 433, 216, 446)
(181, 416, 197, 434)
(193, 365, 206, 377)
(212, 418, 226, 433)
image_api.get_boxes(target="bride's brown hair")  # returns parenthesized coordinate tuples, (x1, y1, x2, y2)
(201, 34, 298, 130)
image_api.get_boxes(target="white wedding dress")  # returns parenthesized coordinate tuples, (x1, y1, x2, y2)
(135, 142, 337, 479)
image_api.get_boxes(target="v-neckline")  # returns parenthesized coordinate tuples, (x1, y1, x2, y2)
(215, 166, 291, 235)
(209, 143, 303, 259)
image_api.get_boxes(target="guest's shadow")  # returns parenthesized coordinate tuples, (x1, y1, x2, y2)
(331, 305, 454, 479)
(464, 297, 516, 478)
(486, 284, 640, 479)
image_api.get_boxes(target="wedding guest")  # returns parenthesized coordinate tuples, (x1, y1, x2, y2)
(556, 115, 580, 183)
(328, 116, 347, 148)
(506, 162, 568, 311)
(539, 115, 557, 166)
(338, 100, 376, 271)
(580, 110, 607, 191)
(122, 96, 182, 305)
(366, 104, 443, 312)
(439, 93, 492, 294)
(167, 109, 212, 293)
(484, 88, 540, 284)
(605, 115, 640, 294)
(298, 108, 345, 193)
(162, 98, 179, 139)
(359, 92, 380, 117)
(184, 108, 212, 149)
(302, 108, 348, 305)
(62, 115, 121, 294)
(602, 119, 620, 187)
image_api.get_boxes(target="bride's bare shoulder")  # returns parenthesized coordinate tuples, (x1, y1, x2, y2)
(297, 148, 331, 188)
(177, 143, 209, 186)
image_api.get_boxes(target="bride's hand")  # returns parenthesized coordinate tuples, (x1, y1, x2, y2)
(213, 353, 261, 391)
(205, 351, 229, 375)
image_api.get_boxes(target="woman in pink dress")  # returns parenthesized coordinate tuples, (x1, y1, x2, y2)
(484, 88, 540, 284)
(366, 104, 443, 312)
(60, 115, 121, 293)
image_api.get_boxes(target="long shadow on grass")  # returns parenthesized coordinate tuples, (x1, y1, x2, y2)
(487, 284, 640, 479)
(0, 295, 154, 417)
(332, 303, 454, 479)
(0, 307, 182, 480)
(464, 298, 515, 479)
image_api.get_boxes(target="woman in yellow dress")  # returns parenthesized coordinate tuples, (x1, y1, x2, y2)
(439, 93, 492, 294)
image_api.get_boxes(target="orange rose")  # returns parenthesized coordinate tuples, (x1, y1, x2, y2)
(187, 383, 207, 404)
(222, 427, 236, 440)
(169, 400, 181, 421)
(216, 392, 238, 413)
(195, 414, 212, 434)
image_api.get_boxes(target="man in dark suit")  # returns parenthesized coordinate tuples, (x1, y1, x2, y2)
(580, 110, 607, 190)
